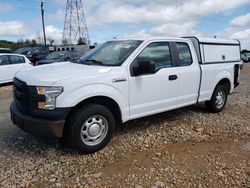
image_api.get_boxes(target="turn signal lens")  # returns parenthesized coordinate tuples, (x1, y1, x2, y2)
(38, 102, 46, 109)
(37, 87, 45, 95)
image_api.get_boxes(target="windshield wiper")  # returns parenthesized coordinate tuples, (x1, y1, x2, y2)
(82, 59, 104, 66)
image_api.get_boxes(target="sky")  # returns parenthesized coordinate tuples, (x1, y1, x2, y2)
(0, 0, 250, 49)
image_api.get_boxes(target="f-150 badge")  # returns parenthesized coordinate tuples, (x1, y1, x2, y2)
(112, 78, 127, 83)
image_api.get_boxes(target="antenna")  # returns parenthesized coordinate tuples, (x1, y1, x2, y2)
(62, 0, 90, 45)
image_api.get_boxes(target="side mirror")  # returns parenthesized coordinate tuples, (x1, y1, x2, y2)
(0, 60, 2, 64)
(133, 60, 156, 76)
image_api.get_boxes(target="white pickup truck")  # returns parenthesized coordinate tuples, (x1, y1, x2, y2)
(10, 37, 242, 153)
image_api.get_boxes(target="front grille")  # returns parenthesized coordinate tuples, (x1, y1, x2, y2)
(13, 78, 30, 113)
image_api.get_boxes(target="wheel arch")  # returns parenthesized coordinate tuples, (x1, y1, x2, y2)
(216, 78, 231, 94)
(210, 70, 233, 100)
(63, 96, 123, 137)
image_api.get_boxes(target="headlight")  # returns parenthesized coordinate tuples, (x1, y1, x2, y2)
(36, 86, 63, 110)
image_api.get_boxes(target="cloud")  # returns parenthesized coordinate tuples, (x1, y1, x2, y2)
(229, 13, 250, 27)
(29, 25, 63, 44)
(46, 0, 250, 40)
(48, 9, 65, 21)
(0, 3, 14, 13)
(230, 29, 250, 39)
(45, 25, 63, 42)
(50, 0, 67, 6)
(0, 21, 28, 36)
(86, 0, 250, 26)
(126, 21, 202, 39)
(215, 12, 250, 49)
(233, 30, 250, 49)
(84, 0, 250, 43)
(215, 26, 250, 49)
(149, 22, 197, 36)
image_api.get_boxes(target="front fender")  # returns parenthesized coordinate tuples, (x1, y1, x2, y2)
(56, 84, 129, 122)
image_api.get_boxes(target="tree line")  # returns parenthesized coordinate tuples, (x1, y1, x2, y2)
(0, 37, 94, 51)
(0, 39, 41, 51)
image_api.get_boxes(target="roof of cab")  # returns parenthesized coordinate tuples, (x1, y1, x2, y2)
(111, 36, 239, 45)
(111, 36, 191, 42)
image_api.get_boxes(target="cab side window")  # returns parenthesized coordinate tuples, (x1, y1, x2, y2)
(176, 43, 192, 66)
(0, 56, 10, 66)
(9, 55, 25, 64)
(137, 42, 172, 70)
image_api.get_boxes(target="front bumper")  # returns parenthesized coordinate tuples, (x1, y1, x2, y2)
(10, 102, 65, 138)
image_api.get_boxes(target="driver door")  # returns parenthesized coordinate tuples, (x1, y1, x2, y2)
(129, 41, 179, 120)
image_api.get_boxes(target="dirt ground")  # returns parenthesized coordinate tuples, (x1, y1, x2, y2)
(0, 64, 249, 188)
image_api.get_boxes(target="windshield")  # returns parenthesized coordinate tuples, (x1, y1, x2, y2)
(79, 40, 143, 66)
(46, 52, 66, 60)
(15, 48, 32, 55)
(245, 52, 250, 57)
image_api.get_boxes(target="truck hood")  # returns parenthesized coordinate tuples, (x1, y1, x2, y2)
(15, 62, 113, 86)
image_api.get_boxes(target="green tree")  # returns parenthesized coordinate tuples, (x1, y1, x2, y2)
(31, 39, 37, 47)
(24, 39, 30, 46)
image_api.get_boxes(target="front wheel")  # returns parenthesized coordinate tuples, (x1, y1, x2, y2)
(205, 85, 228, 113)
(67, 104, 115, 153)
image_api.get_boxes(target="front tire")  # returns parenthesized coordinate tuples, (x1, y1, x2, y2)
(67, 104, 115, 153)
(206, 85, 228, 113)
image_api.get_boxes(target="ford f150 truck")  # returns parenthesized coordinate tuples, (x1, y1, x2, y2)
(10, 37, 242, 153)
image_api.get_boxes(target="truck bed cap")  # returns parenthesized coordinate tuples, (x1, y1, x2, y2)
(185, 36, 240, 45)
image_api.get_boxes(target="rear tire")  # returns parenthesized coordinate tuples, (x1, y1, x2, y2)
(205, 85, 228, 113)
(67, 104, 115, 153)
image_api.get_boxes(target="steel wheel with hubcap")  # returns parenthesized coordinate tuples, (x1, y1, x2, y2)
(206, 85, 228, 113)
(80, 115, 108, 146)
(67, 104, 115, 153)
(215, 90, 226, 109)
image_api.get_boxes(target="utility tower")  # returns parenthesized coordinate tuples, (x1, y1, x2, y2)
(62, 0, 90, 45)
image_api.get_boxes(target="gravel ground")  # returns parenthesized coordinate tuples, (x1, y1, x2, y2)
(0, 64, 249, 188)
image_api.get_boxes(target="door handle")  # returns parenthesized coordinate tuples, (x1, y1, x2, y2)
(169, 75, 178, 81)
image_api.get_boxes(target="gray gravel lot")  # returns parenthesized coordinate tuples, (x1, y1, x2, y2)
(0, 64, 249, 188)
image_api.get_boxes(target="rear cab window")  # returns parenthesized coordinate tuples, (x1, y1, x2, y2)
(176, 42, 193, 66)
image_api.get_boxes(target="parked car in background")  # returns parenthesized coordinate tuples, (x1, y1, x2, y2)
(36, 51, 80, 66)
(0, 48, 13, 53)
(245, 52, 250, 63)
(241, 53, 248, 62)
(15, 47, 49, 65)
(0, 54, 32, 84)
